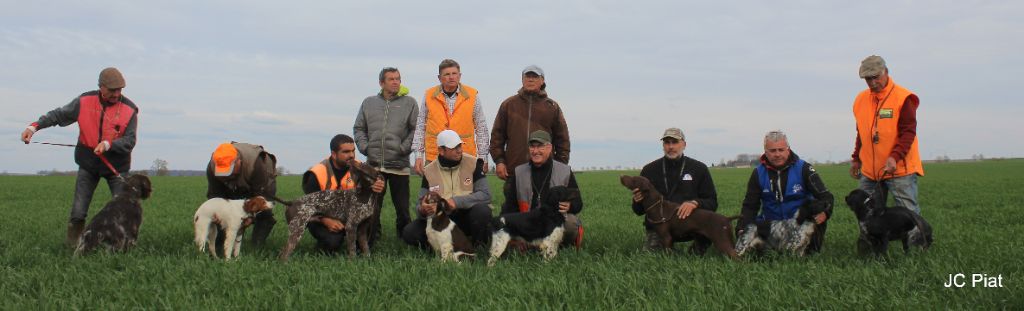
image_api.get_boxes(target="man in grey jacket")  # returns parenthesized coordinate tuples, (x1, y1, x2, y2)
(354, 67, 419, 240)
(401, 130, 492, 248)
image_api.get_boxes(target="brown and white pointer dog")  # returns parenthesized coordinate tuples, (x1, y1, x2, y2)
(424, 192, 476, 263)
(75, 174, 153, 256)
(273, 160, 381, 261)
(620, 175, 739, 260)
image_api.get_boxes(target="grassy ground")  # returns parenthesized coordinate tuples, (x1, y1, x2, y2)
(0, 160, 1020, 309)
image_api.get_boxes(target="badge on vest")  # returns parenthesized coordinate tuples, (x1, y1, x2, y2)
(682, 174, 693, 181)
(792, 184, 803, 194)
(463, 177, 472, 186)
(429, 185, 441, 193)
(879, 108, 894, 119)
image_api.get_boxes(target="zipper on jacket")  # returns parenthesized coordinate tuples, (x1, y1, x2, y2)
(98, 104, 106, 148)
(380, 98, 390, 169)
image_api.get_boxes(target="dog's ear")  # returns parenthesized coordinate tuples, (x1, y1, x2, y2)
(131, 175, 153, 199)
(620, 175, 633, 188)
(244, 196, 268, 213)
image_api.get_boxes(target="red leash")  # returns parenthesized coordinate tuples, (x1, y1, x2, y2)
(31, 141, 121, 177)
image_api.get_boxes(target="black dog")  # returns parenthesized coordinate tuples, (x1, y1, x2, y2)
(487, 186, 579, 266)
(845, 189, 933, 256)
(74, 175, 153, 256)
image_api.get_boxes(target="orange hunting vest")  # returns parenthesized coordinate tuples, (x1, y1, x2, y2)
(423, 84, 478, 161)
(853, 78, 923, 180)
(308, 158, 356, 191)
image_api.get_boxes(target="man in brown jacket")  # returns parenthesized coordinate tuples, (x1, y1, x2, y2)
(206, 142, 278, 247)
(490, 65, 570, 180)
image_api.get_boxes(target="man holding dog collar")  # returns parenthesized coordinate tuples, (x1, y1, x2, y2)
(301, 134, 385, 255)
(631, 128, 718, 252)
(739, 130, 834, 254)
(20, 67, 139, 248)
(207, 142, 279, 247)
(401, 130, 492, 248)
(501, 130, 584, 248)
(850, 55, 923, 214)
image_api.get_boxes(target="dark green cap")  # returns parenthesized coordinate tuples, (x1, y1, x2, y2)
(528, 130, 551, 144)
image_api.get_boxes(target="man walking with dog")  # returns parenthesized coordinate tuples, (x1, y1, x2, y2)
(301, 134, 385, 255)
(354, 67, 418, 241)
(206, 142, 279, 247)
(849, 55, 924, 214)
(739, 130, 834, 254)
(412, 59, 490, 176)
(401, 129, 492, 248)
(501, 130, 584, 248)
(19, 67, 139, 248)
(631, 128, 718, 252)
(490, 65, 571, 180)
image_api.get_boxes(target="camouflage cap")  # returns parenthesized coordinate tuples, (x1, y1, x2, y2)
(859, 55, 887, 78)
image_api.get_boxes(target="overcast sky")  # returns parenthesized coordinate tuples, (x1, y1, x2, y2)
(2, 1, 1021, 174)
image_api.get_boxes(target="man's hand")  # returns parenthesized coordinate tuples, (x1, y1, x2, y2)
(631, 188, 644, 203)
(414, 158, 425, 176)
(496, 163, 508, 180)
(814, 212, 827, 225)
(481, 161, 489, 173)
(93, 141, 110, 155)
(419, 197, 437, 216)
(321, 217, 345, 232)
(849, 161, 862, 179)
(558, 201, 570, 214)
(371, 177, 385, 193)
(20, 128, 34, 144)
(883, 157, 898, 175)
(677, 201, 698, 219)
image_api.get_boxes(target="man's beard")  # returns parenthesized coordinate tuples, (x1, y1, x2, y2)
(664, 151, 682, 159)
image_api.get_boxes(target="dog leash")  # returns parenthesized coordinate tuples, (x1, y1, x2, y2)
(644, 198, 674, 224)
(31, 141, 122, 179)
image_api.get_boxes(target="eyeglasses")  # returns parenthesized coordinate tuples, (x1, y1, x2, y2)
(864, 75, 881, 80)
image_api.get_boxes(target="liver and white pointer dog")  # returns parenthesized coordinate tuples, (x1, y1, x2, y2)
(75, 175, 152, 256)
(620, 175, 739, 260)
(487, 186, 579, 266)
(846, 189, 933, 256)
(274, 160, 381, 261)
(424, 192, 475, 263)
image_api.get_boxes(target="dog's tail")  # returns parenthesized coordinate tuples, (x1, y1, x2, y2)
(265, 194, 294, 206)
(73, 230, 99, 257)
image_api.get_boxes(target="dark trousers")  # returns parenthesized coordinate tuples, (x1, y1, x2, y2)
(70, 168, 126, 223)
(307, 221, 346, 255)
(372, 172, 411, 239)
(401, 202, 492, 249)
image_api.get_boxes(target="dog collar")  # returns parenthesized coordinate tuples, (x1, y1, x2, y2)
(645, 198, 673, 224)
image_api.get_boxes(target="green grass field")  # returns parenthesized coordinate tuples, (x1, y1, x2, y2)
(1, 160, 1020, 309)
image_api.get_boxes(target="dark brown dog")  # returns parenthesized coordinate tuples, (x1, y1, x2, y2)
(620, 175, 739, 260)
(75, 174, 153, 256)
(424, 192, 475, 262)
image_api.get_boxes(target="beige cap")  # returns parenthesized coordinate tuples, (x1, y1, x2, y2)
(859, 55, 887, 78)
(661, 128, 685, 141)
(99, 67, 126, 89)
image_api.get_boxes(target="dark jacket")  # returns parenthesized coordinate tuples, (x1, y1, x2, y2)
(354, 93, 418, 169)
(740, 152, 834, 229)
(206, 143, 278, 200)
(632, 155, 718, 215)
(490, 88, 570, 174)
(33, 91, 138, 175)
(501, 159, 583, 215)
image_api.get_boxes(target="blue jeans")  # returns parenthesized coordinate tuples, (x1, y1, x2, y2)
(858, 174, 920, 214)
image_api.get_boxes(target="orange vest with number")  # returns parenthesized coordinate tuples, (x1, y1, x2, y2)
(308, 158, 356, 191)
(853, 78, 924, 180)
(423, 84, 478, 161)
